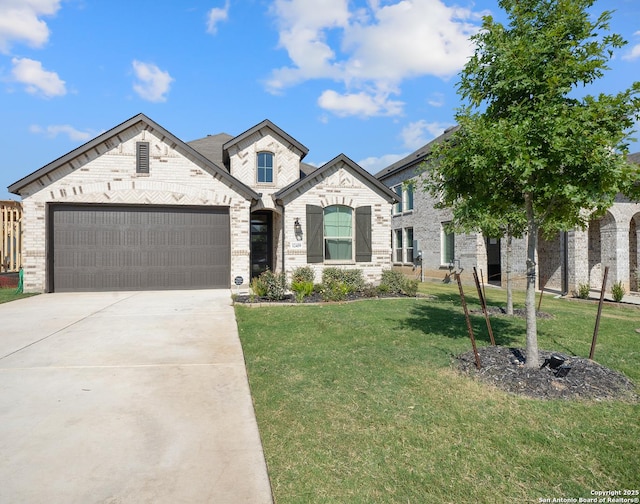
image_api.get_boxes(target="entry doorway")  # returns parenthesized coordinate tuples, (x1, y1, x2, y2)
(486, 237, 501, 286)
(251, 211, 273, 278)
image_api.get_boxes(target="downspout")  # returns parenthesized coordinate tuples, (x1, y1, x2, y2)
(277, 199, 286, 275)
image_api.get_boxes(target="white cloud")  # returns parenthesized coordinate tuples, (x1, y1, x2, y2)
(401, 120, 452, 149)
(11, 57, 66, 97)
(318, 89, 403, 117)
(622, 30, 640, 61)
(206, 0, 230, 34)
(358, 152, 408, 174)
(427, 92, 445, 107)
(622, 44, 640, 61)
(29, 124, 94, 142)
(267, 0, 480, 117)
(0, 0, 61, 53)
(132, 60, 174, 102)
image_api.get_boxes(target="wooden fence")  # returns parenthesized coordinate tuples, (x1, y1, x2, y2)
(1, 201, 22, 272)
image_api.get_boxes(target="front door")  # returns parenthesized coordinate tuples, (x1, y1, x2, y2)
(251, 211, 272, 278)
(486, 237, 501, 286)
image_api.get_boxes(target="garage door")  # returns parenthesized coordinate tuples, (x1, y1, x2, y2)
(49, 205, 230, 292)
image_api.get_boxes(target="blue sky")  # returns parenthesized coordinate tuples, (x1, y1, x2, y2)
(1, 0, 639, 200)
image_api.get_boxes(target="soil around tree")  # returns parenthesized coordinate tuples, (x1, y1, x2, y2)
(456, 346, 637, 401)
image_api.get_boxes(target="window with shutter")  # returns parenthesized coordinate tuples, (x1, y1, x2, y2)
(306, 205, 323, 263)
(355, 206, 372, 262)
(136, 142, 150, 174)
(306, 204, 372, 264)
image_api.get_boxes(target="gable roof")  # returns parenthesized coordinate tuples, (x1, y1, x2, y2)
(187, 133, 234, 167)
(376, 125, 460, 182)
(222, 119, 309, 167)
(8, 113, 260, 200)
(275, 153, 398, 203)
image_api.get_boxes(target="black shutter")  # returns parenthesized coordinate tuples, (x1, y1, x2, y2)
(136, 142, 150, 173)
(355, 206, 372, 262)
(306, 205, 323, 263)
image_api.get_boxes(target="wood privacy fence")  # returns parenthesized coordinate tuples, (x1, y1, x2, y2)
(1, 201, 22, 272)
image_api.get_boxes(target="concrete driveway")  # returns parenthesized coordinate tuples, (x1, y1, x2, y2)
(0, 290, 272, 504)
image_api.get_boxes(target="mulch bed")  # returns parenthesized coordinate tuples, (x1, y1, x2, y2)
(233, 292, 423, 304)
(457, 346, 637, 401)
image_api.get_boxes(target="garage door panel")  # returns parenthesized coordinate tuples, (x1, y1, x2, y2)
(50, 205, 230, 292)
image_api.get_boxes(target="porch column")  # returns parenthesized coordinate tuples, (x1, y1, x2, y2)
(601, 222, 630, 291)
(567, 228, 589, 293)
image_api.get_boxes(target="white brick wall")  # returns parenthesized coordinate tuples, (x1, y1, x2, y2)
(19, 123, 251, 292)
(227, 130, 302, 212)
(279, 161, 393, 284)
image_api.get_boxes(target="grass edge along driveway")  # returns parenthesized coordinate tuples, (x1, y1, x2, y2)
(235, 282, 639, 504)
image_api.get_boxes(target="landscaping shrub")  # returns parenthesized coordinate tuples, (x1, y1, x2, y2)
(250, 275, 268, 298)
(320, 281, 350, 302)
(403, 278, 419, 297)
(291, 280, 314, 303)
(380, 269, 405, 293)
(321, 268, 365, 293)
(252, 270, 287, 300)
(575, 283, 590, 299)
(379, 269, 419, 297)
(291, 266, 315, 285)
(611, 281, 626, 302)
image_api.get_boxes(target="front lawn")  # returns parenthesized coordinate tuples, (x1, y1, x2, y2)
(0, 288, 36, 304)
(235, 281, 639, 503)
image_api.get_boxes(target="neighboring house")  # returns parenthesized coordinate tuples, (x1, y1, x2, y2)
(8, 113, 396, 293)
(376, 128, 640, 294)
(1, 200, 22, 272)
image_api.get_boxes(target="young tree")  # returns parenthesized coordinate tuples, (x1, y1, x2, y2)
(426, 0, 640, 367)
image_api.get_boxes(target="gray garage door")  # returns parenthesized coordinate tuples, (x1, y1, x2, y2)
(49, 205, 230, 292)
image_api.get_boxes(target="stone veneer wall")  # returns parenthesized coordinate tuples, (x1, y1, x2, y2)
(279, 162, 392, 284)
(18, 123, 251, 292)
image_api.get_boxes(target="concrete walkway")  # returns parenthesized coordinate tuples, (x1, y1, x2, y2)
(0, 290, 272, 504)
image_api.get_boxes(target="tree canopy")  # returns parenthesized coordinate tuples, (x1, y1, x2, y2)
(424, 0, 640, 367)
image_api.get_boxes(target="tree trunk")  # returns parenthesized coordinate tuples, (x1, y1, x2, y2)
(506, 233, 513, 315)
(524, 193, 539, 368)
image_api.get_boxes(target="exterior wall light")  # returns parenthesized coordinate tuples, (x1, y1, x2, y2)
(294, 218, 303, 241)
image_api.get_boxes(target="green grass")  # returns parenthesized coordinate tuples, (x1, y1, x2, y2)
(235, 281, 640, 504)
(0, 287, 36, 304)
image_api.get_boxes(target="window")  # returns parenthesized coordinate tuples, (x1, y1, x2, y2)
(405, 183, 414, 211)
(394, 229, 403, 263)
(324, 205, 353, 261)
(441, 223, 455, 265)
(406, 227, 414, 263)
(306, 205, 371, 264)
(136, 142, 149, 174)
(392, 183, 414, 214)
(393, 185, 403, 214)
(257, 152, 274, 183)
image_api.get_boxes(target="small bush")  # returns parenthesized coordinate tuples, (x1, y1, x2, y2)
(321, 268, 365, 293)
(253, 270, 287, 300)
(611, 281, 626, 303)
(291, 280, 314, 303)
(251, 275, 268, 297)
(403, 278, 419, 297)
(320, 281, 350, 302)
(575, 283, 590, 299)
(362, 284, 380, 298)
(379, 269, 406, 294)
(379, 269, 419, 297)
(291, 266, 315, 285)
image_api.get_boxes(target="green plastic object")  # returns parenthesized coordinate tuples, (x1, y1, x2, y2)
(15, 267, 23, 294)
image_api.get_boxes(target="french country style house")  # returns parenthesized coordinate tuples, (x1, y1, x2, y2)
(8, 113, 396, 292)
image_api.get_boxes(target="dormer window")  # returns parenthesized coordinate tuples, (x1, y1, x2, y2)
(257, 152, 274, 183)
